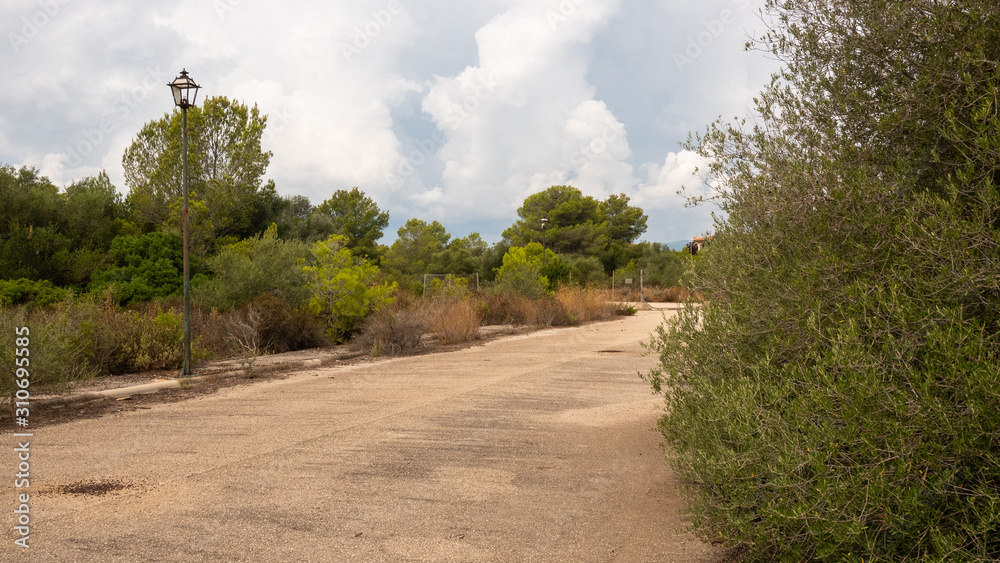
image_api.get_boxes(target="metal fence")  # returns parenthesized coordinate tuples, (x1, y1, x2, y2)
(610, 269, 644, 303)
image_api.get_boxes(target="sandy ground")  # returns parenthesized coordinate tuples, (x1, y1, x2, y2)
(1, 308, 733, 562)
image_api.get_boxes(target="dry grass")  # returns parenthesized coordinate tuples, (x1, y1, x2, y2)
(555, 286, 614, 322)
(352, 300, 430, 356)
(428, 299, 481, 344)
(187, 294, 328, 363)
(641, 286, 701, 303)
(478, 292, 538, 325)
(476, 287, 617, 327)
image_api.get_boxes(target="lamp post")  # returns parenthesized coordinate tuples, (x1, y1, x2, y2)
(540, 217, 548, 270)
(168, 69, 201, 377)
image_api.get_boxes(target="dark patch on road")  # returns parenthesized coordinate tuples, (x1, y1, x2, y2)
(55, 478, 133, 496)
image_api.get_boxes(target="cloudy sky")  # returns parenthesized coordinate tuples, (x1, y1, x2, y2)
(2, 0, 777, 245)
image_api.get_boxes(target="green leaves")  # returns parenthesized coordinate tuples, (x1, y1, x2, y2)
(122, 96, 274, 254)
(302, 235, 396, 342)
(503, 186, 648, 272)
(316, 187, 390, 262)
(199, 224, 311, 311)
(504, 185, 608, 256)
(0, 166, 127, 288)
(495, 243, 556, 297)
(648, 0, 1000, 559)
(89, 232, 184, 306)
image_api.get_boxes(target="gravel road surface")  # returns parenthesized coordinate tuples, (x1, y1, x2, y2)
(2, 309, 728, 562)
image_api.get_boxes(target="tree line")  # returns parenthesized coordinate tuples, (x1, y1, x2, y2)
(1, 96, 690, 311)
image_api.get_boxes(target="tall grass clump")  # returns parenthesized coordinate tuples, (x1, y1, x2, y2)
(352, 293, 429, 356)
(427, 298, 481, 344)
(642, 286, 696, 303)
(555, 286, 614, 322)
(1, 294, 186, 394)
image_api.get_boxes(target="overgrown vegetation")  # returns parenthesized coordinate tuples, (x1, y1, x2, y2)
(302, 235, 397, 343)
(645, 0, 1000, 560)
(1, 91, 693, 398)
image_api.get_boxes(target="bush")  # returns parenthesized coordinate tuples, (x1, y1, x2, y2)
(642, 286, 695, 303)
(246, 294, 328, 354)
(477, 290, 576, 327)
(529, 295, 575, 327)
(302, 235, 396, 342)
(645, 0, 1000, 559)
(352, 298, 429, 356)
(0, 278, 70, 308)
(89, 232, 184, 306)
(558, 254, 606, 286)
(1, 303, 92, 394)
(197, 224, 311, 310)
(555, 286, 613, 323)
(0, 295, 186, 394)
(427, 299, 481, 344)
(478, 291, 537, 325)
(495, 243, 554, 297)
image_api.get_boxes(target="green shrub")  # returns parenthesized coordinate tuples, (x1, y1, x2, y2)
(425, 274, 470, 299)
(645, 0, 1000, 559)
(198, 223, 311, 310)
(68, 299, 183, 375)
(89, 232, 183, 306)
(0, 304, 93, 394)
(302, 235, 396, 342)
(615, 304, 637, 316)
(0, 278, 70, 308)
(0, 294, 193, 394)
(558, 254, 606, 286)
(495, 243, 554, 297)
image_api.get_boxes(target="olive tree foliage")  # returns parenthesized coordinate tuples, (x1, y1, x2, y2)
(122, 96, 272, 253)
(645, 1, 1000, 560)
(197, 224, 312, 311)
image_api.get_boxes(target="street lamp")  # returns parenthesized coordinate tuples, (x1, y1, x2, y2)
(168, 69, 200, 377)
(540, 217, 548, 270)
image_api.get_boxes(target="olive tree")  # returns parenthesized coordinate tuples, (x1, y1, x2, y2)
(646, 1, 1000, 560)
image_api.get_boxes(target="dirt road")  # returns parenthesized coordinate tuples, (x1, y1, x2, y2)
(3, 309, 727, 562)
